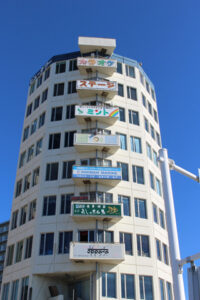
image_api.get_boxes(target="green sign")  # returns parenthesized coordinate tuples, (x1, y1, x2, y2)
(73, 203, 121, 217)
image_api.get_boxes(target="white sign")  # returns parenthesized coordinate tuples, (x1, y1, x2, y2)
(77, 57, 117, 68)
(76, 80, 117, 91)
(75, 106, 119, 118)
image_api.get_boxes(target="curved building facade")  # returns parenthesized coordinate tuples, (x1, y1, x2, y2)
(1, 37, 174, 300)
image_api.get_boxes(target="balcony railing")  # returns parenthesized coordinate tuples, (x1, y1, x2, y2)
(75, 105, 119, 125)
(70, 242, 125, 263)
(77, 57, 117, 76)
(72, 165, 122, 186)
(74, 133, 120, 153)
(76, 80, 117, 99)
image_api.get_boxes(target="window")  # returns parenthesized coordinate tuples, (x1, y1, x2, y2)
(146, 81, 150, 93)
(153, 109, 158, 122)
(46, 162, 59, 181)
(117, 62, 122, 74)
(43, 196, 56, 216)
(6, 245, 14, 266)
(29, 81, 35, 95)
(137, 235, 150, 257)
(117, 162, 129, 181)
(48, 133, 61, 149)
(102, 272, 116, 298)
(160, 279, 165, 300)
(132, 165, 144, 184)
(60, 194, 73, 214)
(156, 239, 162, 261)
(159, 209, 165, 229)
(51, 106, 63, 121)
(29, 200, 36, 221)
(24, 236, 33, 259)
(150, 125, 155, 139)
(56, 62, 66, 73)
(62, 160, 75, 179)
(140, 72, 144, 85)
(142, 94, 146, 107)
(23, 126, 29, 141)
(38, 112, 45, 128)
(41, 88, 48, 102)
(15, 179, 22, 197)
(126, 65, 135, 78)
(37, 75, 42, 88)
(127, 86, 137, 100)
(148, 102, 152, 115)
(11, 210, 18, 230)
(118, 133, 127, 150)
(139, 276, 153, 300)
(129, 110, 139, 125)
(120, 232, 133, 255)
(19, 151, 26, 168)
(146, 143, 152, 160)
(15, 240, 23, 263)
(79, 230, 94, 242)
(130, 136, 142, 153)
(121, 274, 135, 299)
(27, 145, 34, 162)
(44, 67, 50, 80)
(156, 178, 162, 196)
(26, 103, 32, 117)
(39, 233, 54, 255)
(156, 132, 161, 146)
(53, 83, 64, 96)
(119, 107, 125, 122)
(2, 282, 10, 300)
(153, 151, 158, 166)
(35, 138, 43, 155)
(151, 88, 155, 100)
(58, 231, 73, 254)
(11, 279, 19, 300)
(20, 276, 29, 300)
(134, 198, 147, 219)
(64, 131, 76, 147)
(68, 81, 76, 94)
(118, 83, 124, 97)
(20, 205, 27, 225)
(144, 117, 149, 132)
(97, 230, 114, 243)
(118, 195, 130, 216)
(153, 204, 158, 223)
(163, 244, 169, 265)
(149, 172, 155, 190)
(23, 173, 31, 192)
(66, 104, 75, 119)
(32, 167, 40, 186)
(166, 282, 172, 300)
(69, 59, 78, 71)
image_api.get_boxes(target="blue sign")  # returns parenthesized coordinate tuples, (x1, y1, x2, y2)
(72, 166, 121, 180)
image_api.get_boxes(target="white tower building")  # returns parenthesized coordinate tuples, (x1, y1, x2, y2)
(1, 37, 174, 300)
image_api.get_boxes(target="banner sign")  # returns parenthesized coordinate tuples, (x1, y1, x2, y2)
(72, 166, 121, 180)
(76, 80, 117, 91)
(72, 203, 122, 217)
(77, 57, 117, 68)
(70, 242, 125, 260)
(75, 106, 119, 118)
(74, 134, 119, 146)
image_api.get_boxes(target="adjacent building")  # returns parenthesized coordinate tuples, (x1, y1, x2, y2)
(1, 37, 174, 300)
(0, 221, 9, 292)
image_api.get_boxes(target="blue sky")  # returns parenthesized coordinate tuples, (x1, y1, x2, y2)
(0, 0, 200, 297)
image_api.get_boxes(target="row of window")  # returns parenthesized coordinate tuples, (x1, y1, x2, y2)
(144, 116, 161, 146)
(11, 200, 36, 230)
(142, 93, 158, 122)
(2, 276, 29, 300)
(26, 88, 48, 117)
(19, 137, 42, 168)
(6, 236, 33, 266)
(23, 112, 45, 142)
(149, 171, 162, 196)
(15, 167, 39, 197)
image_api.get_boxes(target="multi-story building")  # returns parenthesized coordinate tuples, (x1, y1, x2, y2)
(0, 221, 9, 292)
(1, 37, 174, 300)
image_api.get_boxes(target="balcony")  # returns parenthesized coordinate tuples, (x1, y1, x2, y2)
(72, 165, 121, 186)
(74, 133, 120, 153)
(76, 80, 117, 99)
(77, 57, 117, 76)
(78, 37, 116, 56)
(75, 105, 119, 125)
(71, 202, 123, 221)
(70, 242, 125, 263)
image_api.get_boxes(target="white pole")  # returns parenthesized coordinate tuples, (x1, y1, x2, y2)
(159, 148, 186, 300)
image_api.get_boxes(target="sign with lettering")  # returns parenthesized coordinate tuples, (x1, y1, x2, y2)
(77, 57, 117, 68)
(76, 80, 117, 91)
(70, 242, 125, 261)
(72, 166, 122, 180)
(75, 106, 119, 118)
(72, 203, 122, 217)
(74, 134, 119, 146)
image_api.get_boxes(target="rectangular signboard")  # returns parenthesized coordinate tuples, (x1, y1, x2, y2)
(77, 57, 117, 68)
(74, 134, 119, 146)
(70, 242, 125, 261)
(76, 80, 117, 91)
(72, 203, 122, 217)
(75, 106, 119, 119)
(72, 166, 122, 180)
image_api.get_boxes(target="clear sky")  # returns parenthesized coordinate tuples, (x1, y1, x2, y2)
(0, 0, 200, 297)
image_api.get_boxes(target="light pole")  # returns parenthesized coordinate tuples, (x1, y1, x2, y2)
(158, 148, 200, 300)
